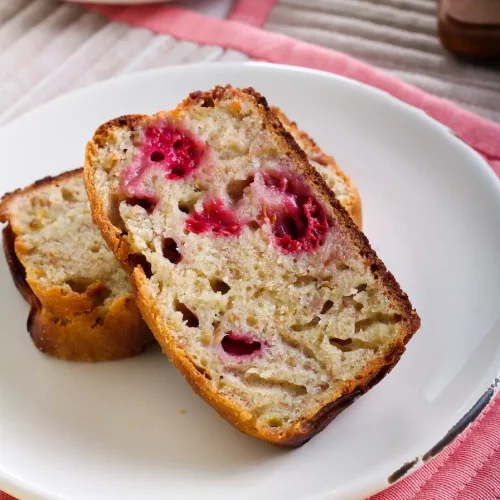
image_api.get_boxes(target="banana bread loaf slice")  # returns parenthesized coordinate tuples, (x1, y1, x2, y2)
(0, 169, 152, 361)
(85, 85, 420, 446)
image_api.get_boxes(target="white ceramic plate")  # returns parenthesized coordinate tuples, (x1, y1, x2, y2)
(1, 63, 500, 500)
(80, 1, 170, 4)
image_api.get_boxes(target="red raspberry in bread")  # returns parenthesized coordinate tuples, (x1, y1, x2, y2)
(258, 169, 329, 252)
(186, 198, 242, 236)
(84, 86, 420, 446)
(220, 332, 264, 357)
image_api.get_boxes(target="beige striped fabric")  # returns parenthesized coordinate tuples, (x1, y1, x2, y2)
(0, 1, 249, 125)
(0, 0, 499, 126)
(265, 0, 500, 122)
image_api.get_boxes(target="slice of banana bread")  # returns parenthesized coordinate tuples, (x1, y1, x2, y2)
(0, 169, 152, 361)
(85, 85, 420, 446)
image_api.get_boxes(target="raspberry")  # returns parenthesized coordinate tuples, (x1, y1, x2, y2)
(185, 198, 241, 237)
(122, 123, 205, 200)
(143, 125, 205, 180)
(261, 170, 329, 253)
(221, 332, 262, 356)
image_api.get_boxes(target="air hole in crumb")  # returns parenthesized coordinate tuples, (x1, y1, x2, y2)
(340, 295, 363, 312)
(336, 263, 350, 271)
(210, 279, 230, 295)
(321, 300, 334, 314)
(52, 317, 69, 326)
(201, 97, 215, 108)
(194, 365, 212, 380)
(193, 182, 207, 193)
(108, 195, 127, 232)
(162, 237, 181, 264)
(92, 286, 112, 307)
(248, 221, 260, 231)
(330, 337, 379, 353)
(126, 196, 156, 213)
(266, 415, 283, 428)
(178, 195, 199, 214)
(246, 315, 257, 327)
(175, 300, 199, 328)
(212, 320, 220, 330)
(150, 151, 165, 162)
(355, 313, 402, 333)
(356, 284, 368, 293)
(89, 242, 100, 253)
(330, 337, 352, 347)
(291, 316, 320, 331)
(92, 316, 105, 328)
(128, 254, 152, 278)
(226, 176, 254, 202)
(314, 383, 330, 393)
(66, 278, 93, 294)
(178, 202, 190, 214)
(295, 276, 317, 287)
(61, 187, 77, 202)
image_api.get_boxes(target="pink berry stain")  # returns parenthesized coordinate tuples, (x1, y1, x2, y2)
(221, 332, 263, 356)
(260, 170, 329, 253)
(122, 122, 205, 205)
(185, 198, 241, 236)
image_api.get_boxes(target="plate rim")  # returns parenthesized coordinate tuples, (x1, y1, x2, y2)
(1, 61, 500, 500)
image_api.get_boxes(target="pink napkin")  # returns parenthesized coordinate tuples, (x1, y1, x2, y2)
(2, 1, 500, 499)
(80, 1, 500, 170)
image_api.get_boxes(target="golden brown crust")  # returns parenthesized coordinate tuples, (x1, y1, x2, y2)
(2, 225, 32, 303)
(1, 169, 153, 362)
(26, 293, 151, 362)
(85, 85, 420, 444)
(271, 106, 362, 228)
(0, 168, 85, 223)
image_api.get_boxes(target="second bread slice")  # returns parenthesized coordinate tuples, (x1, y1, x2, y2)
(0, 169, 152, 361)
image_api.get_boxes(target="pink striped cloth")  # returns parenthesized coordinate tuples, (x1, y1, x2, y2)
(2, 2, 500, 499)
